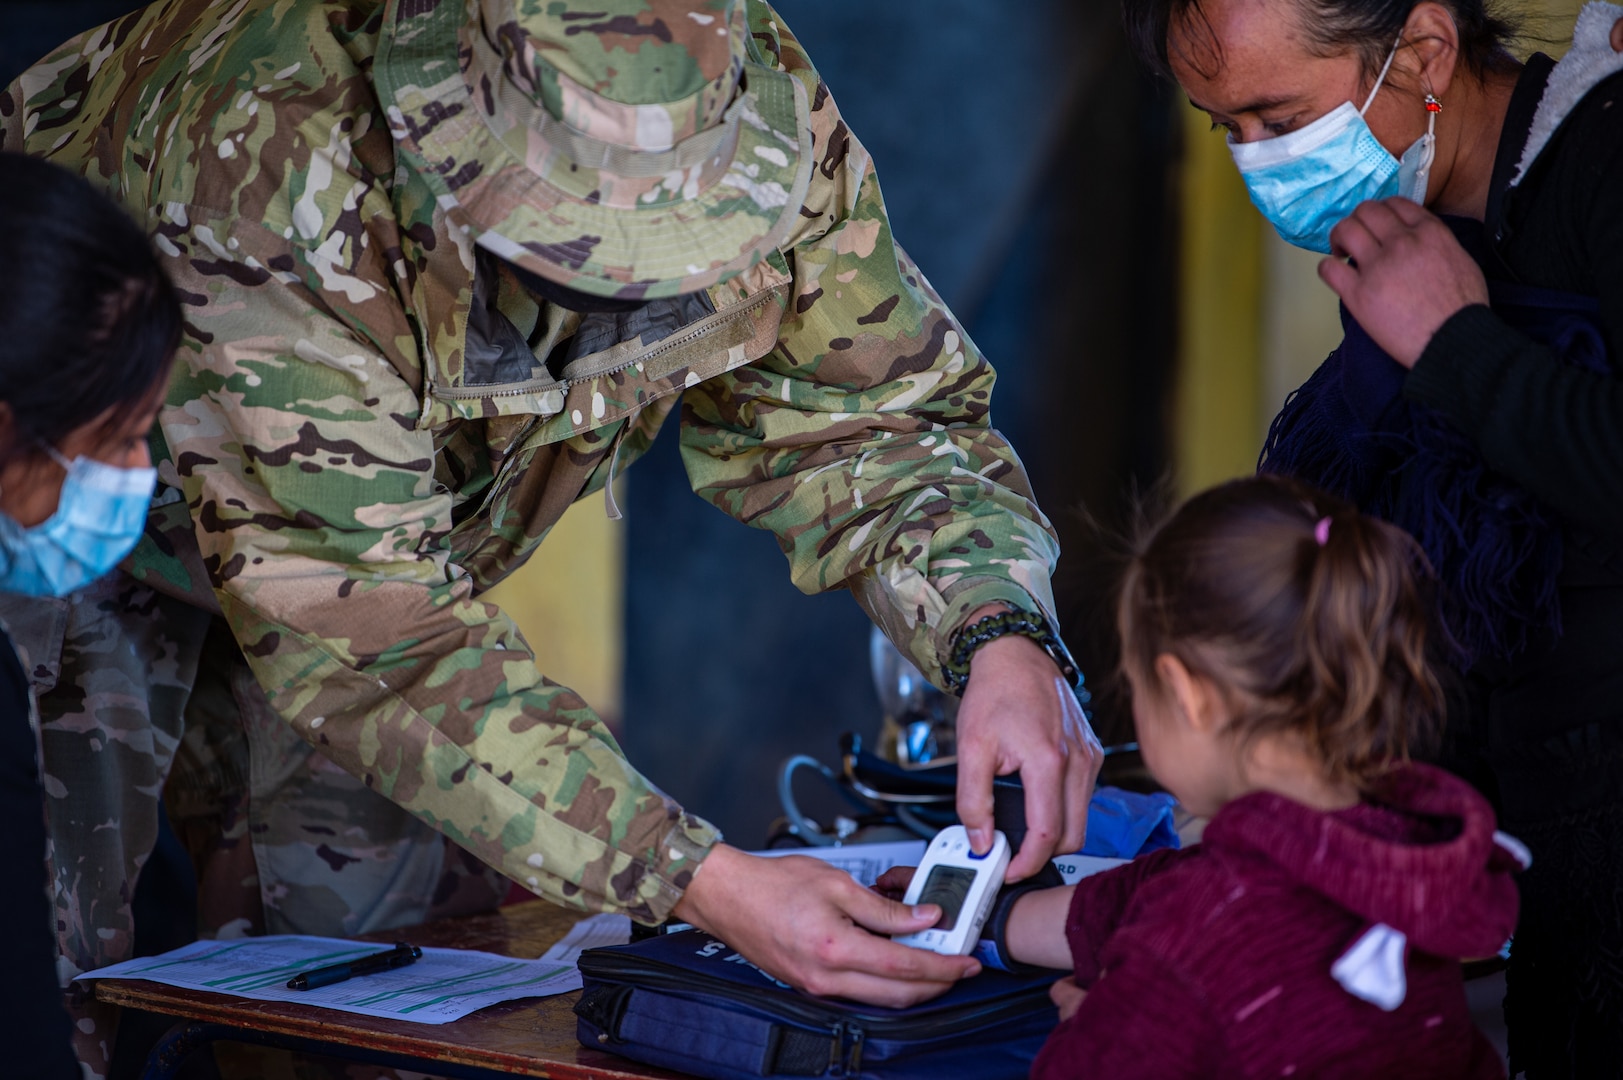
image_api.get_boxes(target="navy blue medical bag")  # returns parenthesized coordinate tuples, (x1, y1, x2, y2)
(574, 928, 1058, 1079)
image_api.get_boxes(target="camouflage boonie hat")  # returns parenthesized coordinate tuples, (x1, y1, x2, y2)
(376, 0, 814, 300)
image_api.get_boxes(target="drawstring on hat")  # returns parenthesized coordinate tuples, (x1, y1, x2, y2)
(603, 422, 629, 522)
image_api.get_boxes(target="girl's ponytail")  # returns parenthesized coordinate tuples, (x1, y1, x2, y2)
(1118, 476, 1443, 790)
(1298, 509, 1443, 788)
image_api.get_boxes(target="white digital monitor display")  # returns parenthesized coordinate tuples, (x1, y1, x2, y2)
(917, 864, 977, 931)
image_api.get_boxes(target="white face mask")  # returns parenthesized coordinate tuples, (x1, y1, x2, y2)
(1226, 37, 1439, 253)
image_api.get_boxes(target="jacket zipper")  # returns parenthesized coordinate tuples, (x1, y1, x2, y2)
(428, 287, 782, 402)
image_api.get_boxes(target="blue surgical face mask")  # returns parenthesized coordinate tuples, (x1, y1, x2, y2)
(0, 445, 157, 597)
(1228, 40, 1438, 254)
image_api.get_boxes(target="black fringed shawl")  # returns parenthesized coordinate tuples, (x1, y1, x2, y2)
(1259, 240, 1610, 664)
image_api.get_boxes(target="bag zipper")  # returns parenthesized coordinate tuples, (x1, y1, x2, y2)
(840, 1021, 867, 1076)
(428, 287, 782, 402)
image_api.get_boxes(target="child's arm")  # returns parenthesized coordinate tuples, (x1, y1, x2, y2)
(1003, 847, 1186, 978)
(1003, 885, 1076, 969)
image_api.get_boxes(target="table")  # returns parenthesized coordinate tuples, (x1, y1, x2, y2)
(97, 896, 1511, 1080)
(93, 900, 686, 1079)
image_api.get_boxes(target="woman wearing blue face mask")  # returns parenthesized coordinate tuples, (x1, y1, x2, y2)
(1125, 0, 1623, 1074)
(0, 151, 179, 1080)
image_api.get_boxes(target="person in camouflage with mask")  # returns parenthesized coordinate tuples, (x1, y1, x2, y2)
(2, 0, 1103, 1072)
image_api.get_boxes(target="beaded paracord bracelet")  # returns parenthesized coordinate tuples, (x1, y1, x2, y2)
(939, 607, 1083, 697)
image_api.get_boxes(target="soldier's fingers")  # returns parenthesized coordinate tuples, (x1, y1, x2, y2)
(804, 886, 979, 992)
(1059, 684, 1101, 854)
(810, 918, 979, 985)
(803, 968, 963, 1008)
(841, 879, 944, 939)
(1009, 748, 1065, 882)
(955, 728, 999, 856)
(1059, 751, 1093, 857)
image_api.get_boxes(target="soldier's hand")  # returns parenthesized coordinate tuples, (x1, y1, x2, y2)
(671, 844, 978, 1007)
(955, 613, 1103, 882)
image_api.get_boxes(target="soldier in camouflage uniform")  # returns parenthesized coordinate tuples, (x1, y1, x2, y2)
(2, 0, 1103, 1072)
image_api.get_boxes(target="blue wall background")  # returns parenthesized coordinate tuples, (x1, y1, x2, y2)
(623, 2, 1179, 842)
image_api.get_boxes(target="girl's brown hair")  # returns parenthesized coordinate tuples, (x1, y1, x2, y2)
(1117, 475, 1442, 790)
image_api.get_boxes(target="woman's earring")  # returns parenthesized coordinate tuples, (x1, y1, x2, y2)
(1403, 94, 1442, 204)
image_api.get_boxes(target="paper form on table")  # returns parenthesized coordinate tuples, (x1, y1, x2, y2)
(539, 912, 632, 965)
(76, 935, 582, 1024)
(751, 838, 927, 886)
(752, 839, 1127, 886)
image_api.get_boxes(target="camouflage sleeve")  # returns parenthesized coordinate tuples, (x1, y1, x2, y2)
(680, 8, 1061, 686)
(158, 209, 714, 925)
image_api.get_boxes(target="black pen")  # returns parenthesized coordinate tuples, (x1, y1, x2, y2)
(287, 942, 423, 991)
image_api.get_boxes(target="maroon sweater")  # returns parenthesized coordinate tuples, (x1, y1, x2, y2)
(1032, 765, 1521, 1079)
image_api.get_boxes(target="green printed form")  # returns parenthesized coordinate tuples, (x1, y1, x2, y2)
(74, 915, 632, 1025)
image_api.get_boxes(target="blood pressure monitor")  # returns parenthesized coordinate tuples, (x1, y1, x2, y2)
(892, 825, 1011, 956)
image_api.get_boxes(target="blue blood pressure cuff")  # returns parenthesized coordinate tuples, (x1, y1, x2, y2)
(1079, 788, 1179, 860)
(972, 862, 1067, 974)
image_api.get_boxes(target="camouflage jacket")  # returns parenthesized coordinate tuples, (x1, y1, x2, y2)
(1, 0, 1060, 923)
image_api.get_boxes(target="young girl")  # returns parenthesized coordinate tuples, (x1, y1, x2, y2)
(1002, 476, 1523, 1078)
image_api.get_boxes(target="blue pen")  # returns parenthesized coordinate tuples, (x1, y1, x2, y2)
(286, 942, 422, 991)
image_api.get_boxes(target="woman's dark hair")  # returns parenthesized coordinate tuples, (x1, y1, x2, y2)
(1124, 0, 1522, 82)
(0, 152, 180, 464)
(1117, 475, 1443, 792)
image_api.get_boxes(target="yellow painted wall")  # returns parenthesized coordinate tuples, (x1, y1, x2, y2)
(1529, 0, 1587, 40)
(1172, 105, 1266, 496)
(482, 489, 625, 732)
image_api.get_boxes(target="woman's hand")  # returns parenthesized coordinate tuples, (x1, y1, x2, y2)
(1319, 197, 1490, 368)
